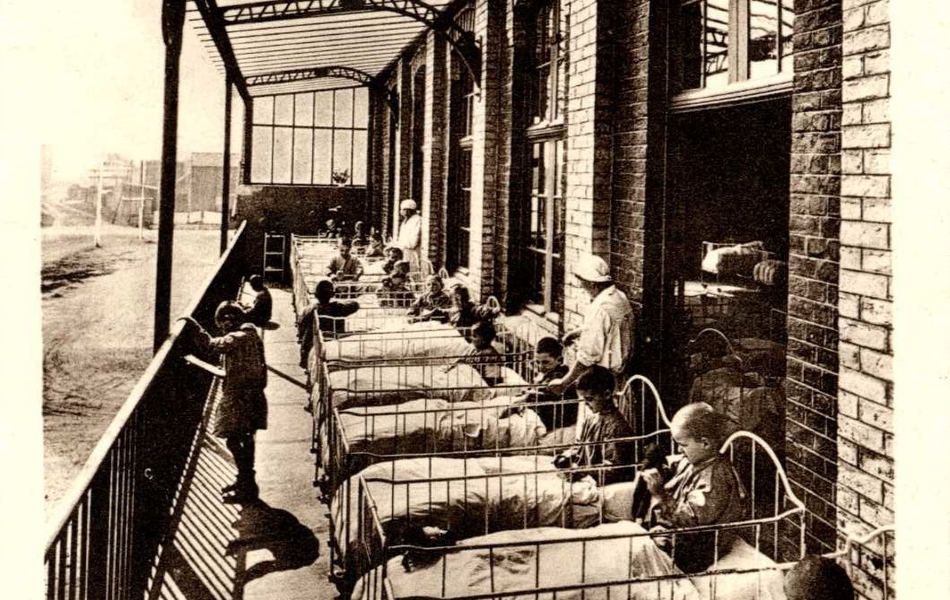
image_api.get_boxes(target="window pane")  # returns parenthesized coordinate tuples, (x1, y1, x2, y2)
(680, 1, 703, 90)
(313, 129, 332, 184)
(333, 129, 353, 184)
(295, 92, 314, 126)
(353, 87, 369, 128)
(272, 127, 293, 184)
(293, 128, 313, 184)
(351, 129, 367, 186)
(274, 95, 294, 126)
(749, 0, 779, 79)
(253, 96, 274, 125)
(334, 89, 354, 128)
(705, 0, 729, 88)
(250, 126, 273, 182)
(315, 91, 334, 127)
(780, 0, 794, 73)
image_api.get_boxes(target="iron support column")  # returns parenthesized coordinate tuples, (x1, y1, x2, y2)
(221, 73, 233, 254)
(155, 0, 186, 352)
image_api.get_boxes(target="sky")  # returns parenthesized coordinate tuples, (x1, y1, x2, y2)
(16, 0, 244, 180)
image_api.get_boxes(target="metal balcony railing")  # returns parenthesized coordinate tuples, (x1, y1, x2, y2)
(44, 222, 249, 600)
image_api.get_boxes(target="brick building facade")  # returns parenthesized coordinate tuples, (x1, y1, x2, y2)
(364, 0, 894, 594)
(234, 0, 896, 595)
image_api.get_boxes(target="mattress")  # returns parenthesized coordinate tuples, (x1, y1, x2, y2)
(328, 363, 493, 409)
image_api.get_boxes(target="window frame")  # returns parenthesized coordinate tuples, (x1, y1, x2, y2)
(247, 87, 369, 187)
(672, 0, 794, 107)
(447, 2, 477, 273)
(521, 0, 567, 319)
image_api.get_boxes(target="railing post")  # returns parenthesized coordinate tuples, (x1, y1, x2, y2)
(85, 467, 112, 600)
(221, 73, 233, 255)
(154, 0, 186, 352)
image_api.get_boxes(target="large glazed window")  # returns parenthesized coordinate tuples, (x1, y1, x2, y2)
(679, 0, 794, 91)
(521, 0, 566, 316)
(447, 2, 476, 272)
(249, 88, 369, 186)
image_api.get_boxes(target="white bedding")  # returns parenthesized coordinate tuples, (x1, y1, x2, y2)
(325, 397, 549, 477)
(354, 523, 787, 600)
(324, 321, 472, 363)
(329, 363, 493, 409)
(331, 455, 615, 568)
(354, 521, 698, 600)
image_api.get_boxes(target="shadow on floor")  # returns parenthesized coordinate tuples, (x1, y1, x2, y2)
(227, 499, 321, 588)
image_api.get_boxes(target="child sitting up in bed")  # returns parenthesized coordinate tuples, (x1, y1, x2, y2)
(296, 278, 360, 367)
(327, 240, 364, 283)
(377, 269, 415, 308)
(366, 228, 385, 258)
(509, 336, 579, 431)
(382, 246, 404, 275)
(448, 284, 501, 330)
(443, 320, 503, 386)
(408, 274, 453, 322)
(641, 402, 747, 574)
(555, 366, 635, 486)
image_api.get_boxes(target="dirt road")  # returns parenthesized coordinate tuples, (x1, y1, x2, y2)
(43, 225, 222, 515)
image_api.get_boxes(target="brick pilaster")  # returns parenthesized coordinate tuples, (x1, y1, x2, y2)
(786, 0, 844, 553)
(422, 31, 447, 266)
(562, 0, 614, 328)
(837, 2, 893, 596)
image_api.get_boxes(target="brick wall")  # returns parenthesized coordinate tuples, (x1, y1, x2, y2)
(562, 0, 614, 329)
(422, 31, 447, 266)
(837, 2, 894, 596)
(467, 0, 505, 297)
(392, 60, 413, 236)
(785, 0, 844, 553)
(608, 0, 666, 377)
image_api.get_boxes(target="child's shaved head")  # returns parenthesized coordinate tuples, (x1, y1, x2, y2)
(784, 556, 854, 600)
(673, 403, 728, 447)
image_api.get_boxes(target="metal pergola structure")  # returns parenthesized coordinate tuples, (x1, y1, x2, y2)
(154, 0, 480, 350)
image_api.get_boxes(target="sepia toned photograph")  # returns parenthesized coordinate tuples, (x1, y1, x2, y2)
(12, 0, 948, 598)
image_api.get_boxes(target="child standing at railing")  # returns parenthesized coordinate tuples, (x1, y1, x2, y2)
(641, 402, 746, 573)
(180, 302, 268, 504)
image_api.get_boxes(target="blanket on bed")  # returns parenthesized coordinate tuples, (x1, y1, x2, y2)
(354, 521, 698, 600)
(331, 456, 615, 569)
(324, 321, 473, 363)
(329, 363, 493, 409)
(354, 523, 786, 600)
(326, 397, 548, 477)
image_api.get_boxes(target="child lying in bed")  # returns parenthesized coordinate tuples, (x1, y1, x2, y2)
(641, 402, 747, 573)
(444, 320, 503, 386)
(555, 366, 635, 486)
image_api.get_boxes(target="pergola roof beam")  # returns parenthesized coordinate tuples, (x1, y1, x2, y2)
(236, 44, 411, 68)
(191, 0, 251, 102)
(217, 0, 480, 79)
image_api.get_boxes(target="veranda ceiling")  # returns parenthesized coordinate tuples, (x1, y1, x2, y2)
(187, 0, 457, 99)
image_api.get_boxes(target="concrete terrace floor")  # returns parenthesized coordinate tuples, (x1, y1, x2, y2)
(151, 288, 337, 600)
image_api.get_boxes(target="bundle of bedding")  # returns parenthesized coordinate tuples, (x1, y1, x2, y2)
(353, 521, 786, 600)
(752, 259, 787, 287)
(701, 242, 769, 278)
(331, 456, 644, 570)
